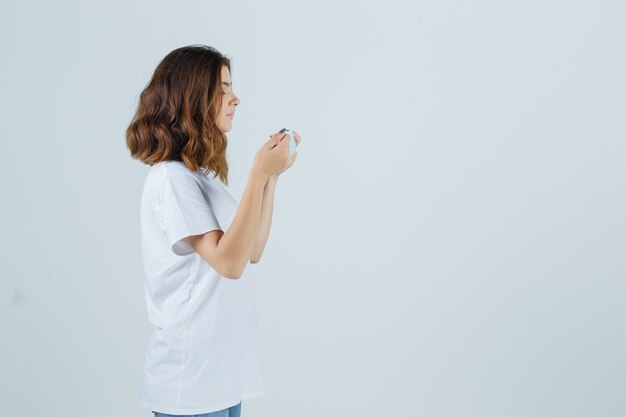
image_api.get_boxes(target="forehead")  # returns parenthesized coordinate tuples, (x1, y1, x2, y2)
(220, 65, 231, 82)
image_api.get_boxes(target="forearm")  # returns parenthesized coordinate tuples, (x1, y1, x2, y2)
(217, 170, 269, 276)
(251, 176, 278, 262)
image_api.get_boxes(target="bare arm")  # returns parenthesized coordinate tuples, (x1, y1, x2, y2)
(186, 169, 269, 279)
(250, 175, 278, 263)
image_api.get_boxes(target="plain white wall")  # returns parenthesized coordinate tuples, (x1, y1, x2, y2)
(1, 1, 625, 416)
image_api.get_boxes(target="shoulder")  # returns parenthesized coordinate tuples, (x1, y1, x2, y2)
(154, 160, 197, 176)
(149, 161, 202, 186)
(142, 163, 204, 209)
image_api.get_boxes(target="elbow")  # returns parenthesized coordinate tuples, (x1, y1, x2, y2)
(250, 249, 263, 264)
(223, 260, 247, 280)
(228, 257, 260, 279)
(222, 270, 242, 280)
(222, 265, 242, 280)
(222, 254, 259, 280)
(217, 260, 240, 280)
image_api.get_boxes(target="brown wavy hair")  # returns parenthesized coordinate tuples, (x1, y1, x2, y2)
(126, 45, 232, 185)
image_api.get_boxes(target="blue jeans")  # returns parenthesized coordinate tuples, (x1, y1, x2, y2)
(153, 401, 241, 417)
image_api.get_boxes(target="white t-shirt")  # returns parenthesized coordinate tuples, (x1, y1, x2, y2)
(138, 160, 265, 415)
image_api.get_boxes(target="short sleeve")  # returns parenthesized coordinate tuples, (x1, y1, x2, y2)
(157, 173, 222, 256)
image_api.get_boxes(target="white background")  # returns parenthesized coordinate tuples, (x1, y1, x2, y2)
(1, 1, 624, 416)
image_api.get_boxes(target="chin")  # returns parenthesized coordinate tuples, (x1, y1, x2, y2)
(219, 120, 233, 133)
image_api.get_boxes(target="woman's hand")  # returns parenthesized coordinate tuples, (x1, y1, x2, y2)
(252, 131, 294, 180)
(269, 131, 301, 180)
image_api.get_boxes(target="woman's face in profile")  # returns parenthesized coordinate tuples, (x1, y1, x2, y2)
(216, 65, 240, 133)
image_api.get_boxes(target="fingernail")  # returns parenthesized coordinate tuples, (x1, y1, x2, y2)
(279, 128, 286, 133)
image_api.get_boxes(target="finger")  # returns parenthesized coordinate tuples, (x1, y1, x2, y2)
(293, 132, 301, 146)
(278, 133, 290, 146)
(269, 133, 286, 147)
(271, 128, 287, 141)
(277, 134, 288, 147)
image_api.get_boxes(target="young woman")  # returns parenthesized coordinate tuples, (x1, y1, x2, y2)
(126, 44, 300, 417)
